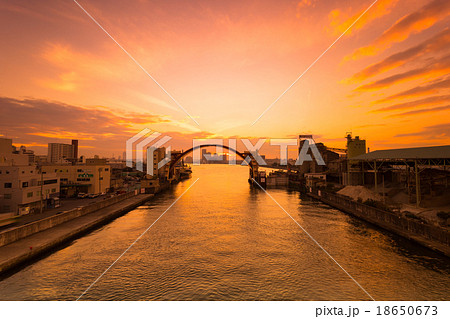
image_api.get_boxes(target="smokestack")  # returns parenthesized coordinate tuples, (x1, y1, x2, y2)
(72, 139, 78, 160)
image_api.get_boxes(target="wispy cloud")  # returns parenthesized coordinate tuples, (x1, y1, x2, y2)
(355, 54, 450, 91)
(347, 28, 450, 83)
(395, 122, 450, 137)
(373, 94, 450, 112)
(327, 0, 398, 37)
(376, 77, 450, 102)
(345, 0, 450, 61)
(387, 104, 450, 117)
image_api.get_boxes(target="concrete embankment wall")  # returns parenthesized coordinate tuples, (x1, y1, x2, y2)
(308, 191, 450, 257)
(0, 192, 137, 247)
(0, 194, 153, 276)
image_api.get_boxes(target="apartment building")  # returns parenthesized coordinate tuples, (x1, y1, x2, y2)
(47, 140, 78, 163)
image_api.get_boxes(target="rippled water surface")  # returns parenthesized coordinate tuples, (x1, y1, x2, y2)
(0, 165, 449, 300)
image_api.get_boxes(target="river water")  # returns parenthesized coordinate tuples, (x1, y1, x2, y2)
(0, 165, 449, 300)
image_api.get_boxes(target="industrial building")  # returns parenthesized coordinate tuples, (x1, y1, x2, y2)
(351, 145, 450, 207)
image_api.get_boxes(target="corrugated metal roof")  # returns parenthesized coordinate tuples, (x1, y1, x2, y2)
(353, 145, 450, 160)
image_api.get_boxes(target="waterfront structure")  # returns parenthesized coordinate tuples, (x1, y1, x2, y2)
(42, 163, 110, 197)
(305, 172, 327, 188)
(352, 145, 450, 207)
(47, 140, 78, 163)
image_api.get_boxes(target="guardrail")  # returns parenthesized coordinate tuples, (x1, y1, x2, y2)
(0, 191, 138, 247)
(311, 190, 450, 247)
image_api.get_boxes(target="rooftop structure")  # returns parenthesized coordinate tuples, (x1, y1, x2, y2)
(353, 145, 450, 161)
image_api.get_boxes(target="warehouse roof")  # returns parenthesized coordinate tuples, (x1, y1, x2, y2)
(353, 145, 450, 160)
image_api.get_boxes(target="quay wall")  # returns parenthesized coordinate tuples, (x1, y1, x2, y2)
(308, 191, 450, 257)
(0, 194, 153, 276)
(0, 191, 137, 247)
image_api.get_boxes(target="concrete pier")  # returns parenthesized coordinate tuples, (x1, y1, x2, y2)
(0, 194, 153, 277)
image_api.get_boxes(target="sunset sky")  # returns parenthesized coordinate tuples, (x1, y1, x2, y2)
(1, 0, 449, 157)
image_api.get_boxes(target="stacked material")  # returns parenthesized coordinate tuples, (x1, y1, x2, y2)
(337, 185, 382, 202)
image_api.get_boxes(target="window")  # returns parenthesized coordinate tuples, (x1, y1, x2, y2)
(105, 168, 109, 171)
(44, 179, 57, 185)
(77, 169, 83, 172)
(4, 194, 12, 199)
(36, 191, 41, 197)
(4, 183, 12, 188)
(22, 182, 29, 188)
(51, 188, 56, 193)
(6, 171, 9, 174)
(27, 192, 33, 198)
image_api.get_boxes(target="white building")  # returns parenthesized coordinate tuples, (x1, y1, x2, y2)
(0, 138, 60, 215)
(0, 166, 60, 214)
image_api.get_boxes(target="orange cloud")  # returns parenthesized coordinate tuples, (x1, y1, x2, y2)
(373, 95, 450, 113)
(38, 43, 140, 91)
(375, 77, 450, 103)
(345, 0, 450, 61)
(0, 96, 173, 155)
(327, 0, 398, 37)
(38, 71, 79, 92)
(388, 104, 450, 117)
(395, 123, 450, 138)
(355, 54, 450, 91)
(347, 28, 450, 83)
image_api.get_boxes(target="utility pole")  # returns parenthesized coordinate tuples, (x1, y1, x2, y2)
(415, 160, 420, 208)
(98, 167, 102, 194)
(374, 160, 378, 193)
(38, 164, 43, 214)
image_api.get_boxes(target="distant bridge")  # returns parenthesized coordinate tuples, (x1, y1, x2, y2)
(168, 144, 262, 184)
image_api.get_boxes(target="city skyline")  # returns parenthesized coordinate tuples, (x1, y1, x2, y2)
(1, 0, 449, 158)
